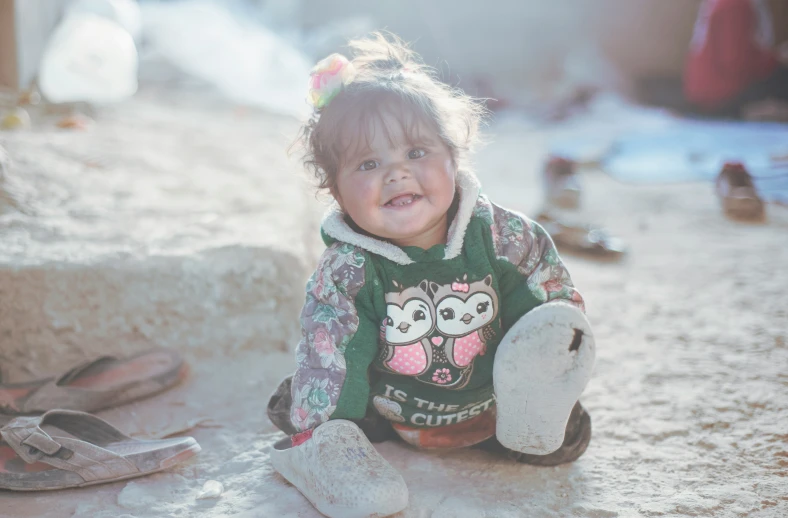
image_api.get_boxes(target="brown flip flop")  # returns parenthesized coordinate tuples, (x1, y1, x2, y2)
(0, 348, 188, 415)
(715, 162, 766, 221)
(0, 409, 200, 491)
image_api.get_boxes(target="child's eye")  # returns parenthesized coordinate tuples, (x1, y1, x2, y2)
(408, 149, 426, 159)
(359, 160, 379, 171)
(440, 308, 455, 321)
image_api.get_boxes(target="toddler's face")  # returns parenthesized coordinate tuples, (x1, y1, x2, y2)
(333, 109, 456, 249)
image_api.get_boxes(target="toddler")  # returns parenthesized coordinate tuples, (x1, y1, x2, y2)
(267, 33, 595, 518)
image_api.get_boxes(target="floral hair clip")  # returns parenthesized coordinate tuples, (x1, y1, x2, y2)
(307, 53, 356, 109)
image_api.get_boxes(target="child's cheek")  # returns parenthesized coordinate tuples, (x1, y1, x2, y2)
(354, 177, 380, 208)
(420, 156, 452, 182)
(427, 157, 456, 199)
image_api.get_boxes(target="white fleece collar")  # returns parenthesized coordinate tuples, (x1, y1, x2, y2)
(320, 170, 482, 265)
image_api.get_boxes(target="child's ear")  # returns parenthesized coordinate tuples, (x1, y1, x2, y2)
(330, 186, 344, 210)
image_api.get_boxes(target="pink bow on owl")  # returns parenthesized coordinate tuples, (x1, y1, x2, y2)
(451, 282, 469, 293)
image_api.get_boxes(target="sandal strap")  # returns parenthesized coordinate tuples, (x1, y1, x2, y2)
(1, 415, 63, 462)
(0, 410, 138, 482)
(56, 356, 119, 386)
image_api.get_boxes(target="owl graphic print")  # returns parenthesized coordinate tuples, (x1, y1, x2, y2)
(379, 274, 499, 390)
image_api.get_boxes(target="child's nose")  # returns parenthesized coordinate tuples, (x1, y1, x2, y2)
(384, 162, 411, 183)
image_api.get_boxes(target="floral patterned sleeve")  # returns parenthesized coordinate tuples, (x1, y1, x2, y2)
(289, 243, 372, 432)
(475, 196, 585, 314)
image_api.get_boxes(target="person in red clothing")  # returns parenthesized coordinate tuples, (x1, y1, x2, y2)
(684, 0, 788, 119)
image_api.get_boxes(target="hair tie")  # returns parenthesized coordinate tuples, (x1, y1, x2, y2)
(308, 53, 356, 109)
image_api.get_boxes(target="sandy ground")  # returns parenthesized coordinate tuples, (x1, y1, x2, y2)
(1, 86, 787, 518)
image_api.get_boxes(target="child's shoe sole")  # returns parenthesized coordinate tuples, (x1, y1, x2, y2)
(494, 302, 595, 454)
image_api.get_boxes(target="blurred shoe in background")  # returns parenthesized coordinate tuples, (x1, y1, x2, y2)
(715, 162, 765, 221)
(536, 210, 626, 261)
(543, 155, 581, 209)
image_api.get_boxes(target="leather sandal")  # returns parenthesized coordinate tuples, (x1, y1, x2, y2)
(0, 409, 200, 490)
(715, 162, 765, 221)
(0, 348, 187, 415)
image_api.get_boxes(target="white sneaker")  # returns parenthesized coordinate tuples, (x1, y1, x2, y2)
(269, 419, 408, 518)
(494, 302, 595, 455)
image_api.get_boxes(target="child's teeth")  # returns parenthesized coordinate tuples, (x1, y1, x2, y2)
(392, 195, 415, 206)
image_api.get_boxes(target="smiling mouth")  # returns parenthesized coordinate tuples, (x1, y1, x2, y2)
(384, 194, 422, 207)
(397, 322, 411, 332)
(461, 314, 473, 325)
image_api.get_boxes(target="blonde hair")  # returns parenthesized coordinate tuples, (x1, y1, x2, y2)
(296, 32, 487, 194)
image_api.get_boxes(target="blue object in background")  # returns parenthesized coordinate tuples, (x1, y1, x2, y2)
(550, 120, 788, 203)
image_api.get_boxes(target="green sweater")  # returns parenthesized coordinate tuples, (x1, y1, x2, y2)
(289, 171, 584, 431)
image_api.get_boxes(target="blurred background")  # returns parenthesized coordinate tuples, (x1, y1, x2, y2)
(1, 1, 785, 106)
(1, 2, 787, 517)
(2, 1, 788, 102)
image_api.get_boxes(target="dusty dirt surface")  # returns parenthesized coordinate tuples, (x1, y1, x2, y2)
(1, 88, 787, 518)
